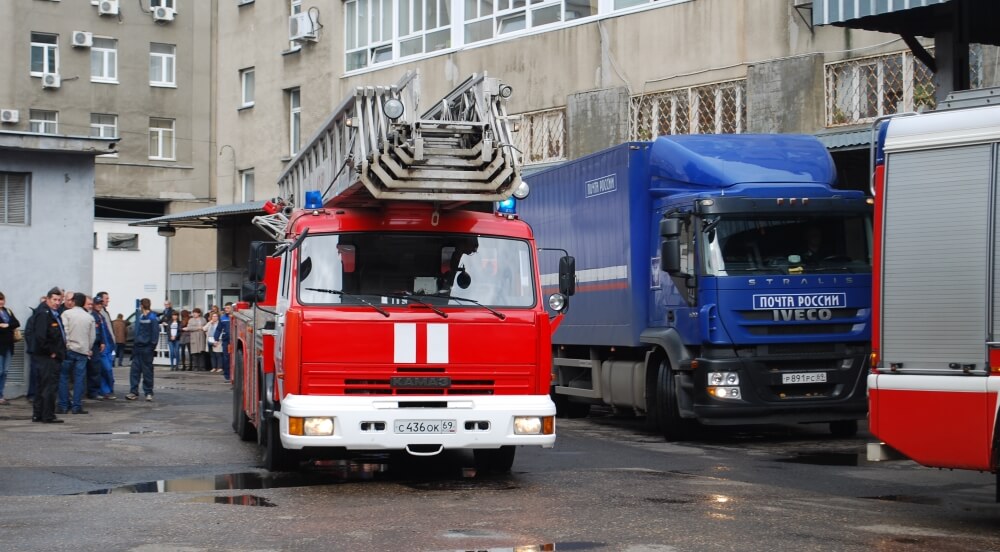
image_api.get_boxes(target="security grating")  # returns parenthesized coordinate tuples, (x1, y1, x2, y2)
(629, 79, 746, 140)
(512, 108, 566, 165)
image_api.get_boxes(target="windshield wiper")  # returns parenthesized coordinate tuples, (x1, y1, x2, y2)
(304, 288, 389, 317)
(382, 292, 448, 318)
(420, 293, 506, 320)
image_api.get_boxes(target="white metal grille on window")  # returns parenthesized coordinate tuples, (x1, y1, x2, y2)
(629, 79, 745, 140)
(513, 108, 566, 165)
(1, 173, 29, 225)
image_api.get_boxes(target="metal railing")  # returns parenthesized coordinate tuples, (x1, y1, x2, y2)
(629, 79, 746, 140)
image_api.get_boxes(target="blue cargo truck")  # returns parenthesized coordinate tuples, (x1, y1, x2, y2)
(519, 135, 873, 439)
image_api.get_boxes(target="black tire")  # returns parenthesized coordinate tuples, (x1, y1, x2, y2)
(474, 446, 516, 475)
(829, 420, 859, 438)
(644, 355, 667, 433)
(232, 353, 256, 442)
(657, 358, 697, 442)
(262, 417, 294, 472)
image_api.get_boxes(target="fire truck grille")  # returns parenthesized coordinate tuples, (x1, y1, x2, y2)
(343, 379, 497, 395)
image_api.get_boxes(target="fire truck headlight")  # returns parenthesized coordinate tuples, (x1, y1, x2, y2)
(301, 417, 334, 436)
(514, 416, 554, 435)
(548, 293, 567, 312)
(708, 387, 742, 400)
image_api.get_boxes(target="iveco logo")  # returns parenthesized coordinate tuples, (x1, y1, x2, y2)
(748, 276, 854, 286)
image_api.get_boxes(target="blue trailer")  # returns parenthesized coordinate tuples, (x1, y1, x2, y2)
(519, 135, 873, 439)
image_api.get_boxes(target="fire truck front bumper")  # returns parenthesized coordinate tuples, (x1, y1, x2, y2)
(276, 394, 556, 453)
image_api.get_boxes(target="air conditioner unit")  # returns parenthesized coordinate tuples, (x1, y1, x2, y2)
(289, 12, 318, 42)
(98, 0, 120, 15)
(153, 6, 175, 21)
(72, 31, 93, 48)
(42, 73, 61, 89)
(0, 109, 18, 124)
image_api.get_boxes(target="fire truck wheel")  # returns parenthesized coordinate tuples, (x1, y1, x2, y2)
(233, 357, 256, 442)
(829, 420, 858, 438)
(262, 418, 295, 472)
(474, 446, 516, 475)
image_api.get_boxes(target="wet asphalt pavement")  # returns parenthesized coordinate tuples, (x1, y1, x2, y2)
(1, 364, 999, 552)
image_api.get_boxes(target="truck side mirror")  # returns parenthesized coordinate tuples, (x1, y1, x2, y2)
(559, 256, 576, 296)
(660, 218, 680, 238)
(248, 241, 275, 283)
(240, 281, 266, 304)
(661, 238, 681, 274)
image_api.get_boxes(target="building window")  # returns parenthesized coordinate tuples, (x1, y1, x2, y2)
(629, 79, 746, 140)
(397, 0, 451, 60)
(149, 117, 176, 160)
(29, 110, 58, 134)
(30, 33, 59, 76)
(240, 67, 255, 108)
(240, 169, 255, 202)
(149, 43, 176, 87)
(825, 50, 938, 127)
(90, 113, 118, 139)
(0, 173, 30, 226)
(345, 0, 398, 70)
(151, 0, 176, 8)
(90, 37, 118, 83)
(107, 232, 139, 251)
(513, 108, 566, 165)
(288, 88, 301, 155)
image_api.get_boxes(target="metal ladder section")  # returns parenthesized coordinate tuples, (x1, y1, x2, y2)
(275, 71, 522, 209)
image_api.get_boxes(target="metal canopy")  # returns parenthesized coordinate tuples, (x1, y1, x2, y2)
(129, 200, 266, 229)
(812, 0, 1000, 46)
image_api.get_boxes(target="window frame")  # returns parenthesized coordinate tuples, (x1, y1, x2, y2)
(149, 42, 177, 87)
(288, 88, 301, 156)
(30, 32, 59, 77)
(240, 67, 255, 108)
(90, 36, 118, 83)
(29, 110, 58, 135)
(240, 169, 255, 202)
(0, 172, 31, 226)
(107, 232, 140, 251)
(150, 0, 176, 8)
(148, 117, 176, 161)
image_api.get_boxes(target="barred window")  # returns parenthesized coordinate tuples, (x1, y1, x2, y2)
(629, 80, 745, 140)
(0, 173, 30, 225)
(825, 51, 935, 126)
(512, 108, 566, 165)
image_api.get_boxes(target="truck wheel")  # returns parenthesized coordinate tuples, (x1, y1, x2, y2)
(644, 356, 667, 433)
(474, 446, 516, 475)
(552, 390, 591, 419)
(232, 353, 256, 442)
(262, 417, 294, 472)
(657, 359, 696, 442)
(829, 420, 858, 438)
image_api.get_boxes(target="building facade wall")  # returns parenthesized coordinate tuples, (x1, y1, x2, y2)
(93, 219, 167, 317)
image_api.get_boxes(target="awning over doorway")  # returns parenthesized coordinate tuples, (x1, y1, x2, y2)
(130, 200, 266, 229)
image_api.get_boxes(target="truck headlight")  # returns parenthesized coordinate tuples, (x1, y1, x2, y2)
(708, 371, 740, 386)
(513, 416, 554, 435)
(708, 387, 742, 400)
(291, 417, 334, 436)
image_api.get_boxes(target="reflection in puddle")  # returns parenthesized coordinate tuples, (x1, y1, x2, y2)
(449, 544, 604, 551)
(861, 495, 942, 505)
(187, 494, 277, 507)
(776, 452, 862, 466)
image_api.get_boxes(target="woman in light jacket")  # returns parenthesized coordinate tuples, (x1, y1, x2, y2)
(203, 312, 221, 373)
(184, 308, 207, 371)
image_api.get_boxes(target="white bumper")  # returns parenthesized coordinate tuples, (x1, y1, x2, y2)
(276, 394, 556, 451)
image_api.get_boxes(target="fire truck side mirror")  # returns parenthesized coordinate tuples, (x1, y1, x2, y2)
(240, 281, 266, 304)
(559, 256, 576, 296)
(248, 241, 276, 282)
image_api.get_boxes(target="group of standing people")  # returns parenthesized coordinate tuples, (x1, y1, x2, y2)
(0, 288, 233, 424)
(164, 303, 232, 382)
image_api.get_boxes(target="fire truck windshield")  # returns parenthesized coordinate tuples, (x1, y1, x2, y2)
(297, 232, 537, 308)
(702, 215, 872, 276)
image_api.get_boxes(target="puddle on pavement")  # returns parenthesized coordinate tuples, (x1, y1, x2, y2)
(76, 431, 158, 436)
(776, 452, 863, 466)
(187, 494, 277, 507)
(448, 542, 604, 551)
(861, 495, 942, 505)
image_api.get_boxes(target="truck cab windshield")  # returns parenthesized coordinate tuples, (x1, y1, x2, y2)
(702, 215, 872, 276)
(297, 232, 536, 308)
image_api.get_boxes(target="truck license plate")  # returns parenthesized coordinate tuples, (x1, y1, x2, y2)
(782, 372, 827, 384)
(394, 420, 457, 434)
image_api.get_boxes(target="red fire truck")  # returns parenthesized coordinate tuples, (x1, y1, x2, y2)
(868, 88, 1000, 497)
(230, 73, 573, 472)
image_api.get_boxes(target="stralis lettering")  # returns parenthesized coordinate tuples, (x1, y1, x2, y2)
(585, 175, 617, 198)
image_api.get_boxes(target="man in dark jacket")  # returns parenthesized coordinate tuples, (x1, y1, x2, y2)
(31, 287, 67, 423)
(127, 298, 159, 402)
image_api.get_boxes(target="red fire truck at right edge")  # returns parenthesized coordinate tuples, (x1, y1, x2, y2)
(868, 87, 1000, 499)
